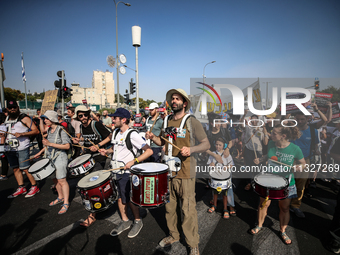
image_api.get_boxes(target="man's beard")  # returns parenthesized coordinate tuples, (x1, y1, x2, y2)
(172, 103, 184, 113)
(114, 122, 122, 129)
(9, 110, 20, 119)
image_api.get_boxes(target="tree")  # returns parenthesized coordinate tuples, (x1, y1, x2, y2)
(115, 93, 124, 103)
(4, 87, 25, 101)
(320, 86, 340, 102)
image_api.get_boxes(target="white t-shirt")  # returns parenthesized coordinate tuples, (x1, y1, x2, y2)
(112, 129, 146, 165)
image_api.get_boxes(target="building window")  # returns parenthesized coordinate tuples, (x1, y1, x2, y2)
(103, 91, 105, 94)
(103, 86, 106, 89)
(76, 89, 78, 92)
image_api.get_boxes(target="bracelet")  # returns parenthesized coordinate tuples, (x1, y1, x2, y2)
(135, 158, 139, 163)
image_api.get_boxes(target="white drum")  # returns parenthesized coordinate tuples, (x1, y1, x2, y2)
(68, 154, 95, 177)
(209, 170, 232, 190)
(28, 158, 56, 181)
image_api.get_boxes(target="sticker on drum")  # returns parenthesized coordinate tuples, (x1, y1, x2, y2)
(89, 176, 99, 182)
(144, 177, 155, 204)
(132, 175, 139, 187)
(84, 200, 91, 211)
(94, 202, 102, 209)
(91, 196, 100, 201)
(103, 184, 111, 192)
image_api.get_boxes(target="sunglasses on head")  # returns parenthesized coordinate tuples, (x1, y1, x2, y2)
(78, 113, 89, 118)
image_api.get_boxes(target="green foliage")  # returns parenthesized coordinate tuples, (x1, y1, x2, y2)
(115, 93, 124, 103)
(320, 86, 340, 102)
(98, 108, 116, 114)
(4, 87, 25, 101)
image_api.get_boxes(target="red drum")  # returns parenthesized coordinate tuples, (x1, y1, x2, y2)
(68, 154, 95, 178)
(252, 173, 289, 200)
(130, 163, 170, 208)
(77, 170, 118, 213)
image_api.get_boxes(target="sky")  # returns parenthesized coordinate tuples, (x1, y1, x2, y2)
(1, 0, 340, 104)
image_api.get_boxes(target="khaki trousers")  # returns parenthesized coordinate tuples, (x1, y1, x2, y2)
(291, 158, 310, 209)
(166, 178, 199, 248)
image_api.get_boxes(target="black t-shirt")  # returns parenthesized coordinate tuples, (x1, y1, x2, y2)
(207, 128, 231, 152)
(81, 121, 111, 162)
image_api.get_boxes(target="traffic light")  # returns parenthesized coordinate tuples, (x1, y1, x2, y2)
(314, 80, 320, 90)
(55, 71, 66, 98)
(62, 86, 73, 98)
(124, 93, 130, 105)
(129, 79, 136, 95)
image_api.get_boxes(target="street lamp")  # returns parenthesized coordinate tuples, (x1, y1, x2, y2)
(114, 0, 131, 107)
(203, 61, 216, 85)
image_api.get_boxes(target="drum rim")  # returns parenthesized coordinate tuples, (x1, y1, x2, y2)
(82, 201, 115, 213)
(253, 173, 288, 189)
(77, 172, 113, 189)
(130, 200, 166, 209)
(253, 190, 288, 200)
(28, 158, 51, 173)
(130, 162, 169, 175)
(209, 171, 231, 180)
(68, 154, 93, 168)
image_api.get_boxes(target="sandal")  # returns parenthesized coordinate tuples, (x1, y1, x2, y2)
(280, 231, 292, 245)
(58, 204, 70, 215)
(223, 210, 230, 219)
(207, 205, 216, 213)
(49, 197, 64, 207)
(229, 209, 237, 217)
(244, 183, 251, 191)
(80, 215, 96, 228)
(250, 225, 263, 235)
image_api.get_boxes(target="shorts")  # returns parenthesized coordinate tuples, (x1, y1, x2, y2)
(50, 152, 68, 180)
(116, 173, 130, 204)
(6, 148, 30, 170)
(287, 184, 298, 199)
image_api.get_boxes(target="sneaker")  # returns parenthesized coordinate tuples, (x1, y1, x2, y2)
(190, 246, 200, 255)
(290, 207, 305, 218)
(327, 240, 340, 254)
(0, 176, 8, 181)
(8, 187, 27, 198)
(159, 236, 179, 248)
(25, 186, 40, 198)
(128, 219, 143, 238)
(110, 220, 131, 236)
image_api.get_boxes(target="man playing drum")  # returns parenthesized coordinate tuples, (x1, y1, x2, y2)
(72, 105, 112, 226)
(5, 101, 40, 198)
(99, 108, 153, 238)
(146, 89, 210, 255)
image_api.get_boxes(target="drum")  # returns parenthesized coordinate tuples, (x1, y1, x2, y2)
(68, 154, 95, 177)
(28, 158, 56, 181)
(209, 170, 232, 190)
(0, 126, 7, 152)
(130, 163, 170, 208)
(252, 173, 289, 200)
(77, 170, 118, 213)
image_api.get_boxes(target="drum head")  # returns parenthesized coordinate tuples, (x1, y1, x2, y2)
(209, 170, 231, 180)
(254, 173, 287, 188)
(77, 170, 111, 188)
(68, 154, 92, 168)
(131, 163, 168, 173)
(29, 158, 50, 173)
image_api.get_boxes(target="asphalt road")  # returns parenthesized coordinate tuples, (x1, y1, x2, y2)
(0, 150, 338, 255)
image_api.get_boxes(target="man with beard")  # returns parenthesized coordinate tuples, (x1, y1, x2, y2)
(5, 101, 40, 198)
(99, 108, 153, 238)
(146, 89, 210, 255)
(144, 102, 163, 163)
(102, 110, 112, 128)
(66, 107, 81, 159)
(72, 105, 112, 227)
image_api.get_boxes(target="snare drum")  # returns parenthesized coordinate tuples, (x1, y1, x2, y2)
(130, 163, 170, 208)
(68, 154, 95, 177)
(77, 170, 118, 213)
(252, 173, 289, 200)
(28, 158, 56, 181)
(209, 170, 232, 190)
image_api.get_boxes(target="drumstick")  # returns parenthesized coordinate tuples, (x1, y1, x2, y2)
(161, 136, 181, 150)
(149, 112, 159, 133)
(20, 157, 36, 163)
(72, 144, 91, 149)
(103, 167, 125, 172)
(251, 136, 257, 159)
(86, 138, 110, 158)
(269, 158, 292, 168)
(60, 127, 73, 139)
(0, 130, 15, 136)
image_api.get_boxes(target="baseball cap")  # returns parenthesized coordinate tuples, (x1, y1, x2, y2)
(149, 102, 159, 110)
(7, 101, 18, 109)
(112, 108, 130, 119)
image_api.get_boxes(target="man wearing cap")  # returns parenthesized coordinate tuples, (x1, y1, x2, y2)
(146, 89, 210, 255)
(4, 101, 40, 198)
(99, 108, 153, 238)
(72, 105, 112, 227)
(144, 102, 164, 163)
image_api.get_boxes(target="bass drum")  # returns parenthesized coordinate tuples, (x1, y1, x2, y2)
(77, 170, 118, 213)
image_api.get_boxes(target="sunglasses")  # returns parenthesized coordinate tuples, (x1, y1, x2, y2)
(78, 113, 89, 119)
(8, 106, 17, 110)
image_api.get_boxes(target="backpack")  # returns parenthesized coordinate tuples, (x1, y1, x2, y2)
(18, 113, 33, 131)
(65, 119, 75, 137)
(113, 128, 143, 158)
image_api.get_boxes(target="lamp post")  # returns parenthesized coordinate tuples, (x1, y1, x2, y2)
(114, 0, 131, 107)
(262, 81, 272, 109)
(132, 25, 141, 114)
(203, 61, 216, 86)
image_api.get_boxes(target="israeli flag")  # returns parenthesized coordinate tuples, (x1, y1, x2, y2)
(21, 52, 26, 82)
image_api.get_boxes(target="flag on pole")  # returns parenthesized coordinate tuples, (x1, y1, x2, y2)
(21, 52, 26, 82)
